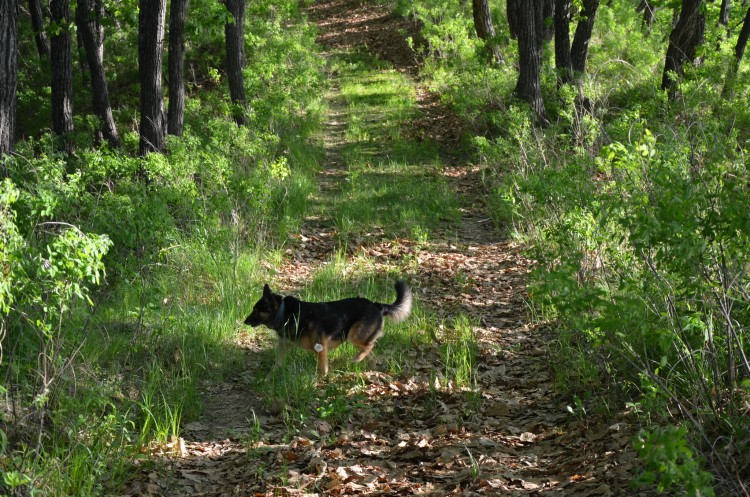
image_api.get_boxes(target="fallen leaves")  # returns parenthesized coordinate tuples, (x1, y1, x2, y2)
(122, 0, 656, 495)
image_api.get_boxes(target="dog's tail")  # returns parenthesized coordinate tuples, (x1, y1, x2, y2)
(380, 281, 412, 323)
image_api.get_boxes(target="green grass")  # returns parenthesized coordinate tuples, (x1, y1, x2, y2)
(239, 44, 479, 438)
(0, 3, 481, 495)
(439, 314, 479, 388)
(319, 52, 460, 242)
(249, 251, 478, 438)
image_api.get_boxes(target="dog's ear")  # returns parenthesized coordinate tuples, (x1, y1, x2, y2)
(263, 283, 272, 297)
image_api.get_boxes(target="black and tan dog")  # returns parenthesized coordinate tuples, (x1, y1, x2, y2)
(244, 281, 412, 375)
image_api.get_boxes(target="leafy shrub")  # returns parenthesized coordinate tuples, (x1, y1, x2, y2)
(634, 425, 715, 496)
(408, 0, 750, 491)
(2, 0, 324, 493)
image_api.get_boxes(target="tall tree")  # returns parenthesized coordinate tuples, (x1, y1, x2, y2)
(225, 0, 247, 125)
(76, 0, 119, 146)
(29, 0, 50, 59)
(507, 0, 519, 39)
(733, 5, 750, 66)
(570, 0, 600, 74)
(1, 0, 18, 158)
(168, 0, 189, 136)
(554, 0, 573, 85)
(471, 0, 503, 64)
(719, 0, 730, 27)
(509, 0, 549, 124)
(50, 0, 75, 154)
(722, 5, 750, 97)
(661, 0, 705, 97)
(138, 0, 167, 155)
(542, 0, 554, 41)
(636, 0, 656, 34)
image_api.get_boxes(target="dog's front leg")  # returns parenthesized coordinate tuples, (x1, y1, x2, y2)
(315, 340, 329, 376)
(276, 339, 290, 368)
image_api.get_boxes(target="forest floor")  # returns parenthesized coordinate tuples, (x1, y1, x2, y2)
(123, 1, 655, 495)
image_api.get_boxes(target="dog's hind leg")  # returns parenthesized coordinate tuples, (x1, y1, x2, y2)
(352, 342, 375, 363)
(349, 318, 383, 366)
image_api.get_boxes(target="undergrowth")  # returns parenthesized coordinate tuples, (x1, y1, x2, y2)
(246, 44, 475, 441)
(249, 263, 478, 438)
(1, 1, 324, 494)
(407, 0, 750, 495)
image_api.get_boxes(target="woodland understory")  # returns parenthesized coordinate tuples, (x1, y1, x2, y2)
(1, 0, 749, 496)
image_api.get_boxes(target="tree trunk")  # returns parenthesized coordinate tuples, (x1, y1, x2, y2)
(507, 0, 520, 39)
(138, 0, 167, 155)
(29, 0, 50, 59)
(76, 0, 119, 147)
(225, 0, 247, 126)
(76, 25, 90, 85)
(554, 0, 573, 85)
(95, 0, 104, 60)
(168, 0, 189, 136)
(542, 0, 555, 41)
(734, 5, 750, 59)
(722, 6, 750, 97)
(472, 0, 504, 64)
(1, 0, 18, 159)
(661, 0, 705, 98)
(510, 0, 549, 124)
(50, 0, 75, 154)
(570, 0, 600, 75)
(637, 0, 656, 34)
(719, 0, 730, 27)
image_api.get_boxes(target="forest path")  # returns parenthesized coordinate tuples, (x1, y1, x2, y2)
(124, 1, 650, 495)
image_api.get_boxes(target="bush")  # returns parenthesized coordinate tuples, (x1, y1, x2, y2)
(1, 0, 324, 493)
(408, 0, 750, 492)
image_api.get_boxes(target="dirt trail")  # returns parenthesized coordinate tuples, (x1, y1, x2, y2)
(123, 1, 652, 495)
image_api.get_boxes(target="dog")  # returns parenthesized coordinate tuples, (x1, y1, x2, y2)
(244, 281, 412, 375)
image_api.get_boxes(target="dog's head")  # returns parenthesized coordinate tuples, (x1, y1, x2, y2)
(244, 284, 282, 328)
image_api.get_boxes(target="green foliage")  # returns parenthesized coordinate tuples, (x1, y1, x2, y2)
(634, 425, 715, 496)
(500, 120, 749, 490)
(137, 366, 185, 447)
(3, 0, 325, 493)
(408, 0, 750, 492)
(327, 52, 461, 241)
(440, 314, 479, 388)
(0, 180, 23, 315)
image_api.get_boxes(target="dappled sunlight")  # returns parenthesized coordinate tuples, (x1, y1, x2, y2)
(122, 0, 654, 495)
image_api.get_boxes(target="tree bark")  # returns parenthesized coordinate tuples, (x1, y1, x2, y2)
(472, 0, 504, 64)
(76, 24, 89, 85)
(225, 0, 247, 126)
(76, 0, 119, 146)
(50, 0, 75, 154)
(138, 0, 167, 155)
(542, 0, 555, 41)
(661, 0, 705, 98)
(510, 0, 549, 124)
(570, 0, 600, 75)
(1, 0, 18, 159)
(29, 0, 50, 59)
(554, 0, 573, 85)
(637, 0, 656, 34)
(722, 6, 750, 97)
(719, 0, 730, 27)
(168, 0, 189, 136)
(507, 0, 520, 39)
(734, 5, 750, 59)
